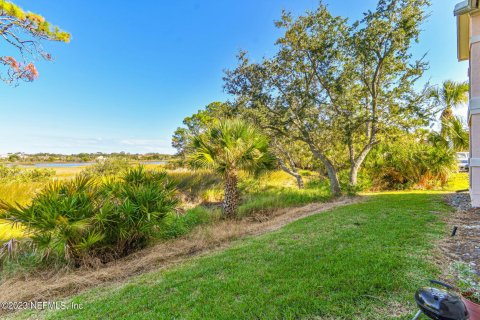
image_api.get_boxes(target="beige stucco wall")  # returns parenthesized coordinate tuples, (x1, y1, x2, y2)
(470, 13, 480, 207)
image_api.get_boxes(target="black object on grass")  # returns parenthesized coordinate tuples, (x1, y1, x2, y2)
(451, 226, 458, 237)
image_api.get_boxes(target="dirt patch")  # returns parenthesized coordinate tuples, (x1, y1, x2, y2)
(0, 196, 362, 312)
(439, 193, 480, 275)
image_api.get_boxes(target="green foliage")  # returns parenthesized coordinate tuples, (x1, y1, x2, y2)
(429, 80, 469, 149)
(237, 186, 330, 217)
(172, 102, 235, 156)
(0, 165, 54, 182)
(39, 192, 448, 320)
(170, 170, 221, 196)
(0, 167, 178, 267)
(429, 80, 469, 121)
(365, 134, 457, 190)
(0, 1, 70, 42)
(83, 158, 131, 177)
(430, 116, 469, 152)
(157, 207, 215, 239)
(0, 240, 43, 277)
(0, 0, 70, 84)
(188, 119, 275, 176)
(188, 119, 275, 216)
(225, 0, 432, 194)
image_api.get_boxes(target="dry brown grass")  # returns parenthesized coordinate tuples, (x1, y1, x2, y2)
(0, 196, 362, 311)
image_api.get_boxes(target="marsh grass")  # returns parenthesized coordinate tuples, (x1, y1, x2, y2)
(0, 182, 41, 241)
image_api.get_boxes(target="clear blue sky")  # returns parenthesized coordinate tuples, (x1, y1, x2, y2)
(0, 0, 469, 154)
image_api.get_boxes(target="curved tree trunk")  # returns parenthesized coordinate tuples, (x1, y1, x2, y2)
(223, 171, 239, 218)
(349, 142, 378, 186)
(276, 155, 304, 189)
(306, 143, 341, 196)
(348, 131, 378, 187)
(295, 174, 305, 189)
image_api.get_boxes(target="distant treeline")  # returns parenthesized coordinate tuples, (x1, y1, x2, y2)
(1, 152, 175, 163)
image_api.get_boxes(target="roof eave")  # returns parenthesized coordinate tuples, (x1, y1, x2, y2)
(454, 0, 479, 16)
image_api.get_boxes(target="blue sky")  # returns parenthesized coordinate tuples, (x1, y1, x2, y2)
(0, 0, 469, 154)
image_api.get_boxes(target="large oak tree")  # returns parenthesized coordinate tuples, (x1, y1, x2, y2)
(225, 0, 431, 195)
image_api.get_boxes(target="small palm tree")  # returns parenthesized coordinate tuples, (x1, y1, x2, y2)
(188, 119, 274, 217)
(427, 116, 469, 152)
(429, 80, 469, 137)
(445, 116, 469, 151)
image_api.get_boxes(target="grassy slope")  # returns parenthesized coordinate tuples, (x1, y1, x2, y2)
(28, 192, 449, 320)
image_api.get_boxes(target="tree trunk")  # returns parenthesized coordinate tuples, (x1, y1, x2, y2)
(295, 174, 305, 189)
(349, 163, 360, 186)
(276, 156, 305, 189)
(306, 143, 341, 197)
(348, 142, 376, 186)
(223, 171, 239, 218)
(325, 161, 341, 197)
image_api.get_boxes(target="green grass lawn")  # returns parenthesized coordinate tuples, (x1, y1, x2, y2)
(445, 172, 469, 191)
(23, 192, 450, 320)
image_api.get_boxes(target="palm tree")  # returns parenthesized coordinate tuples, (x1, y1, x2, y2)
(427, 116, 469, 152)
(188, 119, 275, 217)
(429, 80, 469, 138)
(446, 116, 469, 152)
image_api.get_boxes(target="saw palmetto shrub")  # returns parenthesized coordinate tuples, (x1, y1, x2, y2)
(365, 137, 457, 190)
(82, 157, 131, 177)
(0, 166, 178, 268)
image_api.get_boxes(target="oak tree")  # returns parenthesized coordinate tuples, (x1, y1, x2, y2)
(225, 0, 431, 194)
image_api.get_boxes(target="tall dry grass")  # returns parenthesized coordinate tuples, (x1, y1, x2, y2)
(0, 182, 41, 241)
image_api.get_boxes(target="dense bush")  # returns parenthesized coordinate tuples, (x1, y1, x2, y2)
(0, 166, 178, 267)
(83, 157, 131, 176)
(365, 137, 457, 190)
(0, 165, 54, 182)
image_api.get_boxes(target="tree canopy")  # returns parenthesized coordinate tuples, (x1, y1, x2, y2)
(224, 0, 432, 195)
(0, 0, 70, 84)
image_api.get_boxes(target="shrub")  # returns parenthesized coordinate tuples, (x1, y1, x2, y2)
(0, 166, 178, 267)
(83, 158, 131, 176)
(0, 165, 54, 182)
(364, 136, 457, 190)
